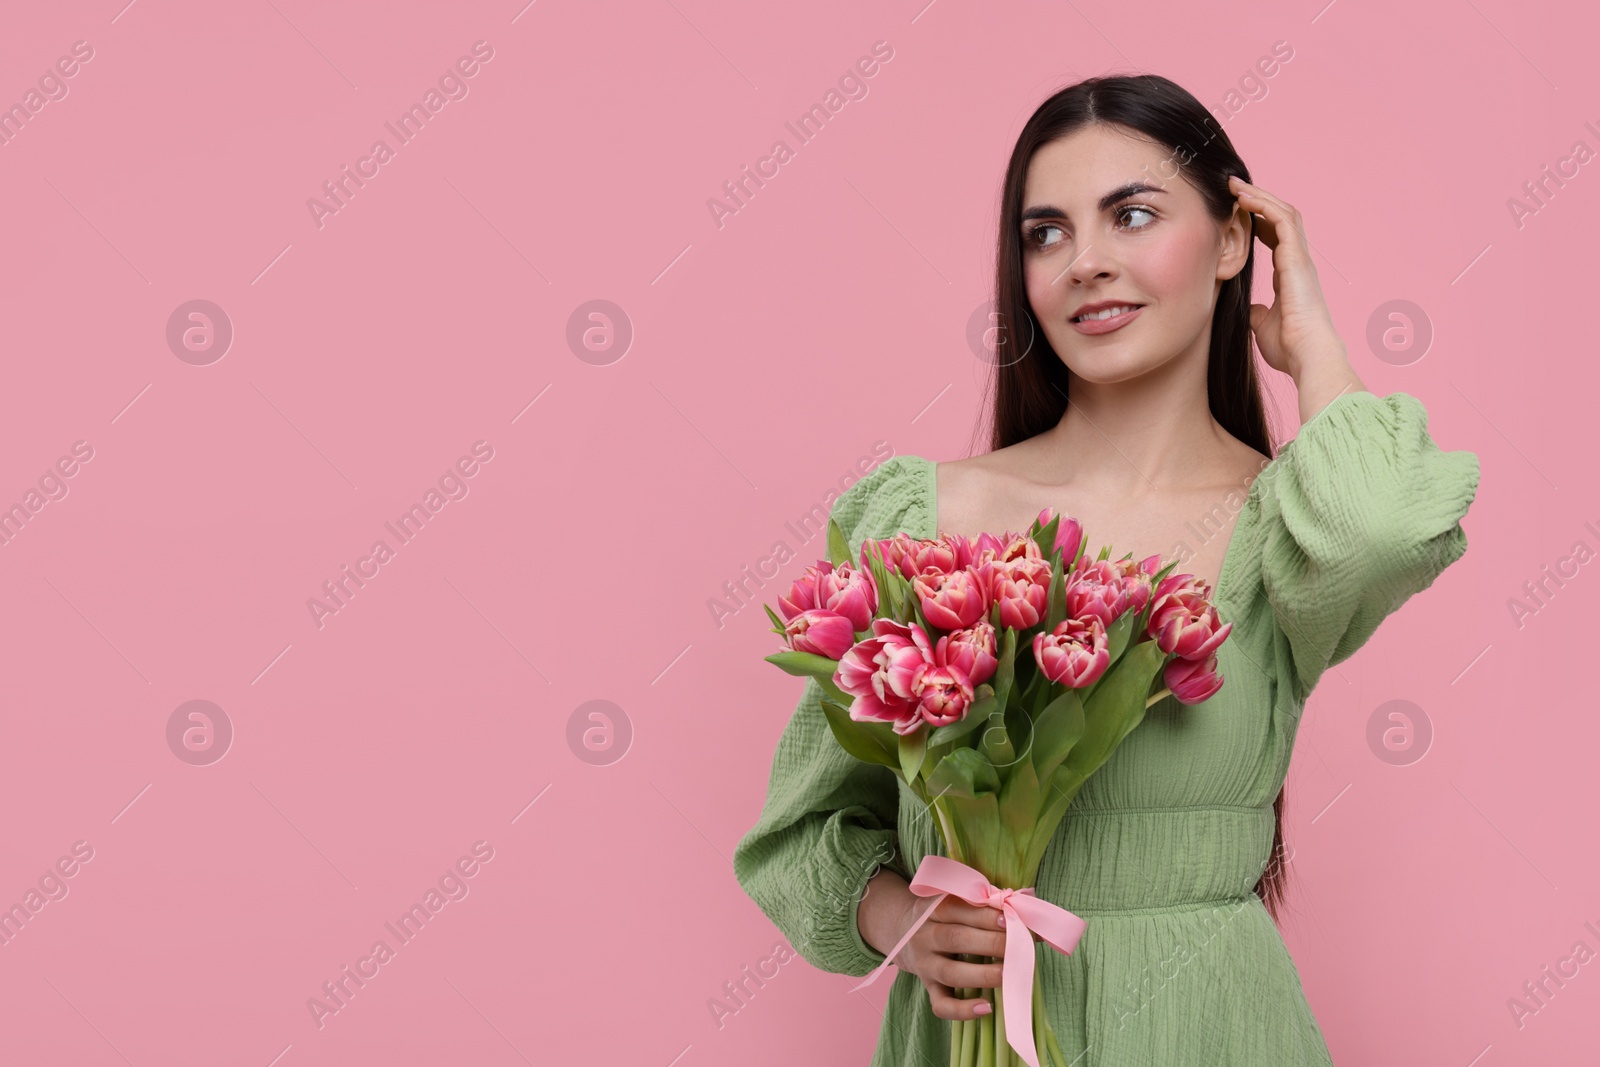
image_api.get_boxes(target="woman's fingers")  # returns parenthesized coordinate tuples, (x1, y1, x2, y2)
(928, 952, 1006, 991)
(923, 977, 997, 1021)
(928, 918, 1007, 958)
(1228, 176, 1311, 267)
(1227, 176, 1278, 246)
(932, 896, 1005, 930)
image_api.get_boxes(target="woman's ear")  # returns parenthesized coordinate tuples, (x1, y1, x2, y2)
(1216, 201, 1253, 282)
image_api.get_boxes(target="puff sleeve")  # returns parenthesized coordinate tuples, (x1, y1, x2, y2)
(732, 455, 931, 976)
(1255, 390, 1481, 702)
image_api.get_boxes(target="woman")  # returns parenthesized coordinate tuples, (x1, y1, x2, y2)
(733, 74, 1479, 1065)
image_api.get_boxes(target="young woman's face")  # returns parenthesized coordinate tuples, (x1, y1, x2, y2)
(1018, 123, 1243, 385)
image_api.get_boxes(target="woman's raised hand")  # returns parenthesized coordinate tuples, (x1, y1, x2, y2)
(1228, 176, 1347, 378)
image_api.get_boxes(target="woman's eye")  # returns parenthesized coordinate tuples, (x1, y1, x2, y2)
(1026, 223, 1064, 249)
(1119, 205, 1157, 228)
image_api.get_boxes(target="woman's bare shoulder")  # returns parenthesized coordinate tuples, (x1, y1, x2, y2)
(1227, 437, 1274, 493)
(934, 441, 1044, 536)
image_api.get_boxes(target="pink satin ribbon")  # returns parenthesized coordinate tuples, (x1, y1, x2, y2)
(850, 854, 1087, 1067)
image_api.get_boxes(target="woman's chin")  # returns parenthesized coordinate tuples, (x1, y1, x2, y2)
(1057, 352, 1172, 385)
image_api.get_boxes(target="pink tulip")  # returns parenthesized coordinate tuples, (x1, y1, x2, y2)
(1111, 554, 1162, 616)
(837, 619, 934, 736)
(836, 618, 982, 736)
(1166, 652, 1224, 704)
(873, 533, 964, 580)
(781, 560, 878, 631)
(909, 659, 975, 729)
(776, 565, 821, 623)
(1035, 507, 1084, 563)
(815, 560, 878, 632)
(872, 533, 921, 579)
(1064, 558, 1133, 629)
(784, 609, 856, 659)
(941, 621, 997, 687)
(970, 531, 1042, 568)
(989, 557, 1053, 630)
(969, 531, 1006, 565)
(1147, 574, 1233, 660)
(1032, 616, 1110, 688)
(913, 567, 989, 630)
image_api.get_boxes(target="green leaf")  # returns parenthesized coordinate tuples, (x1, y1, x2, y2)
(944, 792, 1005, 880)
(819, 697, 900, 769)
(1019, 664, 1046, 717)
(1003, 697, 1033, 765)
(928, 687, 995, 746)
(1050, 762, 1089, 805)
(998, 758, 1041, 846)
(764, 649, 840, 680)
(766, 650, 848, 698)
(898, 726, 928, 783)
(1109, 701, 1150, 753)
(974, 630, 1020, 769)
(1044, 549, 1068, 633)
(1064, 640, 1166, 780)
(864, 540, 904, 621)
(1020, 763, 1089, 880)
(861, 540, 886, 600)
(979, 703, 1015, 767)
(1103, 611, 1134, 666)
(766, 650, 851, 706)
(991, 628, 1018, 710)
(909, 593, 931, 633)
(1031, 513, 1061, 562)
(763, 603, 787, 633)
(926, 747, 1001, 799)
(1030, 688, 1086, 783)
(827, 517, 850, 569)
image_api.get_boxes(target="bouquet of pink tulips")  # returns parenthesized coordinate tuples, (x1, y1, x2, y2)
(764, 508, 1232, 1067)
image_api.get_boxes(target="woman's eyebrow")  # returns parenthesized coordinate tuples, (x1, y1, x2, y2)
(1020, 181, 1168, 222)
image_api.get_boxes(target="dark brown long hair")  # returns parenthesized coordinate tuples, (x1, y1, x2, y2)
(975, 73, 1290, 921)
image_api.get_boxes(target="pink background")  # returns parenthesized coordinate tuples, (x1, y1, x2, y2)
(0, 0, 1593, 1063)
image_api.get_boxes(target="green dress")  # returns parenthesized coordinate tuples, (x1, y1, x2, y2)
(734, 389, 1480, 1066)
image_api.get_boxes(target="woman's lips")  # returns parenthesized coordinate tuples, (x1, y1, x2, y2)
(1070, 305, 1143, 335)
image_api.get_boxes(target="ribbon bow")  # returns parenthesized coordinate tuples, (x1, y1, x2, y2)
(850, 854, 1087, 1067)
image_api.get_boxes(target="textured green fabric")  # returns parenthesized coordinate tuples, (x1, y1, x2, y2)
(733, 389, 1480, 1065)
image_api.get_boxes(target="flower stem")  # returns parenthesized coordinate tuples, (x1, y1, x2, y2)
(1036, 985, 1049, 1067)
(977, 995, 995, 1067)
(1145, 686, 1172, 708)
(993, 981, 1011, 1067)
(1031, 982, 1045, 1067)
(933, 798, 964, 865)
(1033, 980, 1066, 1067)
(1045, 1021, 1069, 1067)
(960, 992, 978, 1067)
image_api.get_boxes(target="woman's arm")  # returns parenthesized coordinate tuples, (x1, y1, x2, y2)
(1290, 342, 1365, 425)
(1226, 177, 1482, 700)
(1253, 386, 1481, 701)
(733, 674, 904, 976)
(857, 865, 912, 954)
